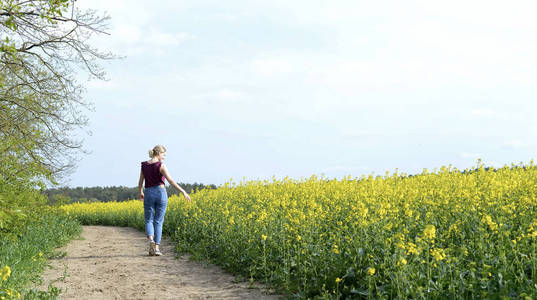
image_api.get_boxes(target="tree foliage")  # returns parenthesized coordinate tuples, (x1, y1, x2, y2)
(0, 0, 113, 209)
(0, 0, 113, 198)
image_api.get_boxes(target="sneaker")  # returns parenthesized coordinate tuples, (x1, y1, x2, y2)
(154, 248, 163, 256)
(149, 241, 156, 256)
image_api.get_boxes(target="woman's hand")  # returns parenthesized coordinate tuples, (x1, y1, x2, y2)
(183, 192, 192, 202)
(140, 192, 144, 201)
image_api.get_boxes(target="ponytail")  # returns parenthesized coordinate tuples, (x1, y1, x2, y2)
(148, 145, 166, 158)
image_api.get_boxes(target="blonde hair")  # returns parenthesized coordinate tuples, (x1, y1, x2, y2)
(148, 145, 167, 158)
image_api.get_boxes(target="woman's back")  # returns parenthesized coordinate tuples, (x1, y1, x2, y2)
(141, 161, 165, 188)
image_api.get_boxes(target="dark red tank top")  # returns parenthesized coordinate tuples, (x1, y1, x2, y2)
(141, 161, 166, 188)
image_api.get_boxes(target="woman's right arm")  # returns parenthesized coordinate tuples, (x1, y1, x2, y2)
(138, 169, 144, 201)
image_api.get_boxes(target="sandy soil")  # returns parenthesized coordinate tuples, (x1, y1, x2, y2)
(38, 226, 281, 300)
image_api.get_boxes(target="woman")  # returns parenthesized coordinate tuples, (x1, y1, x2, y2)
(138, 145, 191, 256)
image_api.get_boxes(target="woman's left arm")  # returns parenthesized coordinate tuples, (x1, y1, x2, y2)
(138, 169, 145, 201)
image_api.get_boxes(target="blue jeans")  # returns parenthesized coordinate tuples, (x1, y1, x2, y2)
(143, 186, 168, 244)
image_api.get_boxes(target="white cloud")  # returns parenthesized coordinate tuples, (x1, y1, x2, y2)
(77, 1, 194, 56)
(252, 57, 295, 77)
(148, 31, 193, 47)
(464, 109, 525, 122)
(274, 1, 537, 90)
(193, 88, 249, 104)
(502, 140, 529, 150)
(215, 89, 245, 100)
(106, 27, 193, 56)
(113, 24, 143, 43)
(86, 79, 118, 90)
(322, 165, 370, 173)
(460, 152, 482, 159)
(469, 109, 498, 118)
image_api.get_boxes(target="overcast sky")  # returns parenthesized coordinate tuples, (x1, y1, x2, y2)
(69, 0, 537, 187)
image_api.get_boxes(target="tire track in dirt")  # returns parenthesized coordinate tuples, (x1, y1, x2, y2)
(39, 226, 280, 299)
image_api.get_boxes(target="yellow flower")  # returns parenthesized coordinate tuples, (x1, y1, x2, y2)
(1, 266, 11, 281)
(367, 267, 375, 276)
(482, 215, 498, 231)
(332, 244, 340, 254)
(430, 248, 446, 261)
(406, 242, 420, 255)
(261, 234, 267, 241)
(335, 277, 342, 283)
(423, 225, 436, 240)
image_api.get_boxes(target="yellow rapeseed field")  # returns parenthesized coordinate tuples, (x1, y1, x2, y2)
(62, 162, 537, 298)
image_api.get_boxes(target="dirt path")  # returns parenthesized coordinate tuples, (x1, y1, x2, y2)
(39, 226, 280, 299)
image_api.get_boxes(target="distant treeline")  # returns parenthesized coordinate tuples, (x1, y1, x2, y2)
(44, 183, 217, 205)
